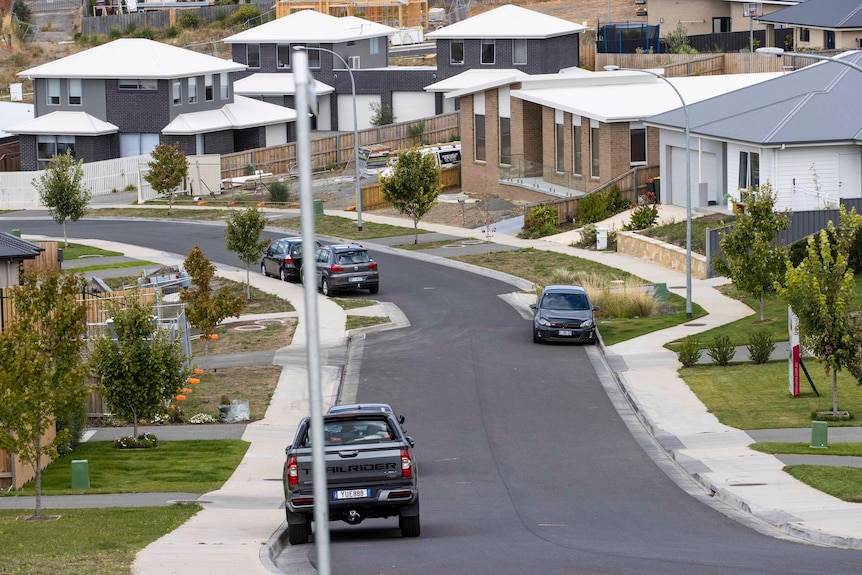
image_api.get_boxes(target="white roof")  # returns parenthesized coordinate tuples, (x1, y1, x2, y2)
(0, 102, 34, 139)
(426, 4, 587, 40)
(425, 69, 528, 93)
(6, 111, 118, 136)
(162, 96, 296, 135)
(233, 73, 334, 97)
(19, 38, 245, 80)
(223, 10, 398, 44)
(511, 71, 783, 123)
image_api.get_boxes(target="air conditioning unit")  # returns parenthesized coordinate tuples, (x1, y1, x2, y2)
(348, 56, 360, 69)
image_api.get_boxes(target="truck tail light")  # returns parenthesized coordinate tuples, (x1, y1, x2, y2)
(287, 456, 298, 486)
(368, 262, 378, 270)
(328, 265, 344, 273)
(401, 449, 413, 478)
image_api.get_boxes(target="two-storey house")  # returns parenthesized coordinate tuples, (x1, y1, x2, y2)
(223, 9, 437, 131)
(8, 38, 295, 170)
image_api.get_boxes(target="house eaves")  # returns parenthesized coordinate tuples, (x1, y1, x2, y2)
(19, 38, 246, 80)
(162, 96, 296, 135)
(425, 4, 587, 40)
(222, 10, 398, 44)
(644, 52, 862, 146)
(0, 232, 43, 261)
(233, 73, 334, 97)
(5, 111, 118, 136)
(755, 0, 862, 28)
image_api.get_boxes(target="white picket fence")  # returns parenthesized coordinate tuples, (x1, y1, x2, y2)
(0, 154, 221, 208)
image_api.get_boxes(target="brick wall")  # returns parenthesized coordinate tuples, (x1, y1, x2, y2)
(75, 135, 114, 163)
(18, 136, 37, 171)
(205, 130, 236, 155)
(104, 80, 170, 133)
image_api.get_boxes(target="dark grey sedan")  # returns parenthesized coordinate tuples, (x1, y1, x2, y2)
(261, 237, 320, 282)
(531, 284, 599, 344)
(309, 243, 380, 296)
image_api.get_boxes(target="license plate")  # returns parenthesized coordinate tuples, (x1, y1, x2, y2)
(334, 489, 369, 500)
(558, 330, 572, 336)
(349, 276, 365, 282)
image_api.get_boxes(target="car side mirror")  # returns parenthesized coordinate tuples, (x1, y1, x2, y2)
(593, 305, 600, 311)
(398, 415, 405, 424)
(406, 436, 415, 448)
(529, 304, 537, 311)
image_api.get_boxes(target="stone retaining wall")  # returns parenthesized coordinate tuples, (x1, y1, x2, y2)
(616, 231, 708, 280)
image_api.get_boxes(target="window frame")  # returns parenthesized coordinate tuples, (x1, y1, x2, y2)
(187, 77, 197, 104)
(118, 79, 157, 91)
(306, 44, 321, 69)
(68, 78, 82, 106)
(47, 78, 61, 106)
(512, 39, 527, 65)
(555, 121, 565, 173)
(277, 44, 291, 69)
(499, 116, 511, 166)
(172, 78, 182, 106)
(738, 151, 760, 190)
(220, 73, 229, 100)
(572, 122, 582, 176)
(246, 43, 261, 69)
(590, 123, 600, 179)
(474, 114, 486, 162)
(481, 39, 495, 65)
(450, 39, 464, 65)
(630, 123, 646, 166)
(799, 27, 810, 42)
(205, 74, 214, 102)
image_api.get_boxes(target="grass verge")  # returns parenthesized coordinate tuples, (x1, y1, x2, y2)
(180, 365, 282, 421)
(0, 505, 200, 575)
(783, 466, 862, 503)
(267, 214, 429, 240)
(752, 442, 862, 457)
(8, 440, 249, 496)
(640, 213, 736, 255)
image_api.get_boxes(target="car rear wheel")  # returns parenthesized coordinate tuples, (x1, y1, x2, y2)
(322, 278, 332, 297)
(399, 514, 420, 538)
(280, 268, 287, 282)
(533, 330, 541, 343)
(368, 284, 379, 295)
(287, 512, 310, 545)
(261, 263, 268, 277)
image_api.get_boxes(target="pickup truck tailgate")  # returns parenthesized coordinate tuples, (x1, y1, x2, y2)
(294, 443, 404, 488)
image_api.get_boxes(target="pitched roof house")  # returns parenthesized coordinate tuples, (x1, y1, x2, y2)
(8, 39, 294, 170)
(646, 0, 802, 36)
(645, 51, 862, 212)
(447, 68, 778, 206)
(756, 0, 862, 50)
(223, 9, 437, 131)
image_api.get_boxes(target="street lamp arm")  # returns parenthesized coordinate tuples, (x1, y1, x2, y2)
(756, 47, 862, 77)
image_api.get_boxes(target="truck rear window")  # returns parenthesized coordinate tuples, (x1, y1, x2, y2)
(303, 419, 394, 446)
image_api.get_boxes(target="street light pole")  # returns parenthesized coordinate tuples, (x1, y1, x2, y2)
(303, 46, 363, 232)
(604, 65, 692, 318)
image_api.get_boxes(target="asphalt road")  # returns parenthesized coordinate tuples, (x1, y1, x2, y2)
(3, 214, 862, 574)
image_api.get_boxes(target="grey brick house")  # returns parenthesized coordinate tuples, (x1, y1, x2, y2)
(8, 38, 294, 170)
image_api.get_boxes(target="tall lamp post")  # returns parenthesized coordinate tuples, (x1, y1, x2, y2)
(756, 47, 862, 76)
(604, 66, 692, 318)
(302, 46, 363, 232)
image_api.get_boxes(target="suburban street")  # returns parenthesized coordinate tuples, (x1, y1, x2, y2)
(2, 214, 862, 574)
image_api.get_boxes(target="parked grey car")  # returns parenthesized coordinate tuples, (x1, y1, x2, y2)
(309, 243, 380, 296)
(531, 284, 599, 344)
(261, 237, 320, 282)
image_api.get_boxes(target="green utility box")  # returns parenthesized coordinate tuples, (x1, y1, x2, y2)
(810, 421, 828, 449)
(71, 459, 90, 489)
(653, 283, 669, 302)
(313, 199, 324, 216)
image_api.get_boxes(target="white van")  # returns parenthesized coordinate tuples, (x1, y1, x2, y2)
(377, 144, 461, 180)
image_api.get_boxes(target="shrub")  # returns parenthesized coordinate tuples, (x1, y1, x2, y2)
(114, 433, 159, 449)
(178, 10, 200, 29)
(214, 8, 229, 21)
(624, 203, 659, 230)
(518, 222, 558, 239)
(230, 4, 260, 25)
(163, 25, 180, 38)
(13, 0, 31, 22)
(707, 334, 735, 366)
(747, 329, 776, 364)
(525, 204, 557, 228)
(269, 181, 290, 204)
(108, 28, 123, 40)
(55, 405, 88, 456)
(189, 413, 216, 424)
(577, 223, 597, 247)
(577, 187, 629, 225)
(678, 336, 701, 367)
(136, 26, 155, 40)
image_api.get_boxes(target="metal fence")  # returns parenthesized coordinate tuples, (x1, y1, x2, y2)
(706, 198, 862, 277)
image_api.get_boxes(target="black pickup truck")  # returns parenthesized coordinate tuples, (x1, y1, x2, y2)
(283, 409, 419, 544)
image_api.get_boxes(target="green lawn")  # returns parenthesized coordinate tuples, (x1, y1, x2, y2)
(267, 214, 429, 240)
(752, 442, 862, 457)
(6, 440, 249, 496)
(783, 466, 862, 503)
(640, 213, 736, 255)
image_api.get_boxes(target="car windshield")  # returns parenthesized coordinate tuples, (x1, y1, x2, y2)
(336, 251, 370, 265)
(304, 419, 394, 446)
(542, 292, 590, 311)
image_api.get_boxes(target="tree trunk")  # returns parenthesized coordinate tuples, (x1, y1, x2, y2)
(832, 369, 839, 414)
(758, 293, 765, 321)
(34, 413, 42, 518)
(413, 218, 419, 245)
(133, 409, 139, 438)
(246, 265, 251, 300)
(62, 220, 69, 248)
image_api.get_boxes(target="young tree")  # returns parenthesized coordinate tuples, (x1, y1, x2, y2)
(713, 183, 789, 320)
(0, 270, 90, 518)
(663, 22, 696, 54)
(90, 295, 190, 437)
(32, 149, 91, 247)
(144, 143, 188, 215)
(776, 206, 862, 416)
(369, 102, 396, 126)
(380, 148, 441, 244)
(180, 246, 244, 365)
(225, 207, 271, 299)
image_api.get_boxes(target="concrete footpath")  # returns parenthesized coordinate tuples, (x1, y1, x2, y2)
(5, 204, 862, 574)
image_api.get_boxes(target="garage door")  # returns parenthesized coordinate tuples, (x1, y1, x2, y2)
(392, 91, 436, 123)
(338, 94, 379, 131)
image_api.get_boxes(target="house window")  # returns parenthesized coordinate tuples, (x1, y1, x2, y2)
(450, 39, 464, 64)
(47, 79, 60, 105)
(555, 121, 565, 173)
(205, 74, 214, 101)
(738, 151, 760, 190)
(712, 17, 730, 33)
(825, 30, 835, 49)
(118, 79, 157, 90)
(573, 122, 582, 175)
(475, 114, 486, 162)
(120, 133, 159, 158)
(220, 73, 229, 100)
(68, 79, 82, 106)
(188, 77, 197, 104)
(307, 44, 320, 68)
(348, 56, 360, 69)
(590, 123, 600, 178)
(512, 39, 527, 65)
(799, 27, 810, 42)
(481, 39, 495, 64)
(172, 78, 181, 105)
(499, 116, 511, 165)
(370, 37, 379, 55)
(630, 124, 646, 165)
(37, 135, 75, 167)
(277, 44, 291, 69)
(247, 44, 260, 68)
